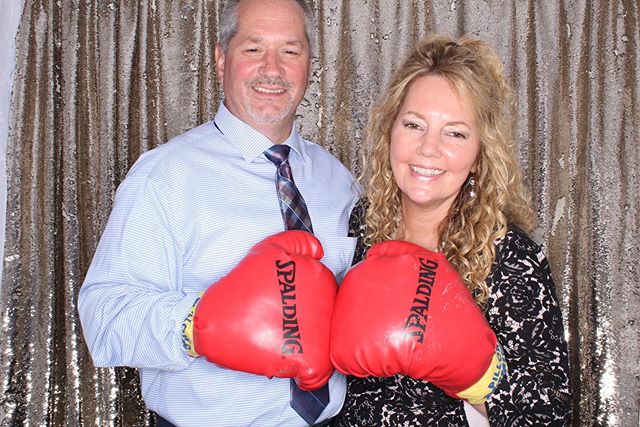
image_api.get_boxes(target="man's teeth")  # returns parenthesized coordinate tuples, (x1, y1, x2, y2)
(254, 86, 286, 94)
(411, 166, 444, 176)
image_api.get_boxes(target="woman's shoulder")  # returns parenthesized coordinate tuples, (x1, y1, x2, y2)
(489, 225, 555, 293)
(493, 226, 546, 265)
(348, 199, 369, 265)
(348, 198, 368, 239)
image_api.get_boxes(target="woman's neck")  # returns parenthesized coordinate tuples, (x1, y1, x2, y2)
(397, 205, 447, 252)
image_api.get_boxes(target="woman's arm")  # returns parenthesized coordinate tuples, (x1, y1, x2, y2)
(483, 229, 572, 426)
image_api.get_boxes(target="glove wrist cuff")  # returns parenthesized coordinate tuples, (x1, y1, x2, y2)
(181, 292, 204, 358)
(456, 344, 507, 404)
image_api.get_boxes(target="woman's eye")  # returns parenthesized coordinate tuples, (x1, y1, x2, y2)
(448, 131, 467, 139)
(403, 122, 421, 130)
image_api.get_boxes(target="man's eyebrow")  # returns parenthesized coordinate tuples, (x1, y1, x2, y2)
(241, 36, 305, 46)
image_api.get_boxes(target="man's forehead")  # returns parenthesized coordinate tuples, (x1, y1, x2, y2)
(233, 17, 307, 43)
(240, 35, 306, 45)
(230, 0, 309, 47)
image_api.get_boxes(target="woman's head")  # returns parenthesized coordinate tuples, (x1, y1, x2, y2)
(363, 34, 534, 305)
(389, 74, 481, 227)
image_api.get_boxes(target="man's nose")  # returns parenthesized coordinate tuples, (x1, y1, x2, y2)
(260, 51, 284, 77)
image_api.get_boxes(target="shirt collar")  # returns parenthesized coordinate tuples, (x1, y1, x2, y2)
(213, 102, 307, 163)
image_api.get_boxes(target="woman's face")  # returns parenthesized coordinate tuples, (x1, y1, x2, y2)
(390, 75, 481, 217)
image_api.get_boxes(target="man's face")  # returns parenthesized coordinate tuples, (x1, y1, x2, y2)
(215, 0, 311, 137)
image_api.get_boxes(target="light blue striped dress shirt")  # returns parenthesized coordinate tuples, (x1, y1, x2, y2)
(78, 103, 360, 427)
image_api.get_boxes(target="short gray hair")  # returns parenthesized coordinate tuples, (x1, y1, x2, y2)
(218, 0, 315, 55)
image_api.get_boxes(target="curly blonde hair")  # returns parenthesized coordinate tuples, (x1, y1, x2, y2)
(362, 34, 535, 307)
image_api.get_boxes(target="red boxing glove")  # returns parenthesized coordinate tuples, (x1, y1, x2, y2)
(193, 231, 337, 390)
(330, 240, 506, 404)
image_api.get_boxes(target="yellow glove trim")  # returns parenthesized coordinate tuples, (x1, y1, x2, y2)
(181, 292, 204, 358)
(457, 344, 507, 405)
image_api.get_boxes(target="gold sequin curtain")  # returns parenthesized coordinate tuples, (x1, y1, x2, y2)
(0, 1, 638, 426)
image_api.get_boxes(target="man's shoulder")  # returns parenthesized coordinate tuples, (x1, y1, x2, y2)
(127, 121, 219, 177)
(300, 138, 353, 176)
(157, 121, 219, 157)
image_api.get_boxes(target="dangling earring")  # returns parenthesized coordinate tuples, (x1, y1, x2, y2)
(467, 174, 477, 199)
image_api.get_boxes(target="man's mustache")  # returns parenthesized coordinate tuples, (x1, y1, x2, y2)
(246, 77, 293, 89)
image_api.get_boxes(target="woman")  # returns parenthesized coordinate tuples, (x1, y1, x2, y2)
(332, 34, 571, 426)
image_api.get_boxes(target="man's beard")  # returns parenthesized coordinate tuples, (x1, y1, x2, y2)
(243, 77, 294, 124)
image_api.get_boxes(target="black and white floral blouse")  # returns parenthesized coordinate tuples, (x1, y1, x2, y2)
(333, 204, 572, 426)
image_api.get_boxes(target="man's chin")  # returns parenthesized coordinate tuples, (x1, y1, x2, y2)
(247, 108, 292, 125)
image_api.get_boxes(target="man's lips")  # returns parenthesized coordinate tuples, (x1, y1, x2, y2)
(253, 86, 287, 94)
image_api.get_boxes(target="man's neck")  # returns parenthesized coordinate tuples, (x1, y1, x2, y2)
(259, 124, 293, 145)
(222, 102, 295, 144)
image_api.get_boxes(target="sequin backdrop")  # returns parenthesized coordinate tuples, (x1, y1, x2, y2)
(0, 0, 638, 426)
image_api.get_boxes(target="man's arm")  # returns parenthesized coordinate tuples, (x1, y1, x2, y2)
(78, 174, 196, 370)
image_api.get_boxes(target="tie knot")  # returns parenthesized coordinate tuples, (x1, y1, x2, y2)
(264, 144, 291, 167)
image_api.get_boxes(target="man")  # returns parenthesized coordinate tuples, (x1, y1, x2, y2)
(77, 0, 358, 425)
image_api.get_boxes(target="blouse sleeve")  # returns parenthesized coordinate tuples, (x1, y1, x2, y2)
(347, 198, 368, 265)
(484, 229, 572, 426)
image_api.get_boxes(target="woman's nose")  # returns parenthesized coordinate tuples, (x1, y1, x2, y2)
(417, 131, 441, 157)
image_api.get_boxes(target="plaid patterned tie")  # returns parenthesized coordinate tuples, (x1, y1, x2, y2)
(264, 144, 330, 425)
(264, 145, 314, 233)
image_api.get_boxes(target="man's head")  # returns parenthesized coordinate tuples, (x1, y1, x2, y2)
(218, 0, 315, 56)
(215, 0, 314, 143)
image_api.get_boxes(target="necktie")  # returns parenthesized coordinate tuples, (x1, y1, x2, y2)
(264, 144, 330, 425)
(264, 145, 314, 233)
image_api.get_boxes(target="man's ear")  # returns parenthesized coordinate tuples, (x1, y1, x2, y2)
(215, 44, 225, 82)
